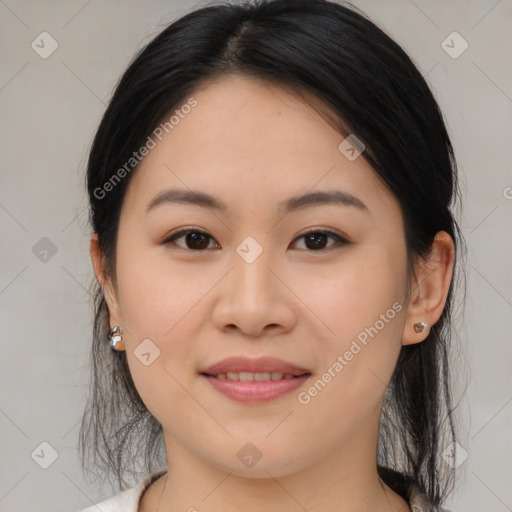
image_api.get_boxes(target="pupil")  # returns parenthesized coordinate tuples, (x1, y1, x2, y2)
(187, 232, 208, 249)
(306, 233, 326, 250)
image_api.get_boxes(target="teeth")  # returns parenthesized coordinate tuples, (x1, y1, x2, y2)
(213, 371, 298, 381)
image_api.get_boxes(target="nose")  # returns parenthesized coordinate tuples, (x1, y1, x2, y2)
(211, 239, 297, 338)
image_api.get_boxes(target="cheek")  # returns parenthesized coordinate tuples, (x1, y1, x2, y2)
(115, 244, 201, 337)
(297, 248, 406, 406)
(114, 244, 210, 402)
(299, 248, 405, 345)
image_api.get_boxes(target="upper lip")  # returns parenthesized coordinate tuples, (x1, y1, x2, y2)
(200, 356, 311, 376)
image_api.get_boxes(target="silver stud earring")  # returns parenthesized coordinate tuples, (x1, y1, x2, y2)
(108, 326, 125, 351)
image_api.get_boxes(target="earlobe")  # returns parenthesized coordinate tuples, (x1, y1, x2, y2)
(402, 231, 455, 346)
(90, 233, 121, 325)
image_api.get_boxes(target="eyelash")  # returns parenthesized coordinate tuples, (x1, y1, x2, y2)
(163, 228, 349, 252)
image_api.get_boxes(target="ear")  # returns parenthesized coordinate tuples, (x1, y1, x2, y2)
(90, 233, 122, 328)
(402, 231, 455, 345)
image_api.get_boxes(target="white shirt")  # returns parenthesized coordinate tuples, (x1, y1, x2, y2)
(77, 469, 449, 512)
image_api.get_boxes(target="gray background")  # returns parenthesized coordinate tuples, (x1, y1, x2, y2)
(0, 0, 511, 511)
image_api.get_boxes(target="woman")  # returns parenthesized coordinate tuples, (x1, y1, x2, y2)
(78, 0, 466, 511)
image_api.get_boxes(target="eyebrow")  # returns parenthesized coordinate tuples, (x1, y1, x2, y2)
(145, 188, 369, 215)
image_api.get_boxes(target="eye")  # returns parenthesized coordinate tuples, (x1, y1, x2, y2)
(291, 230, 349, 251)
(163, 229, 219, 251)
(163, 228, 349, 251)
(164, 229, 219, 250)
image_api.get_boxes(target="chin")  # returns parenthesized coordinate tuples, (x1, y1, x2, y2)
(204, 448, 310, 480)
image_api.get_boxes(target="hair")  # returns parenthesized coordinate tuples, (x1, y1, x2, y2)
(79, 0, 467, 508)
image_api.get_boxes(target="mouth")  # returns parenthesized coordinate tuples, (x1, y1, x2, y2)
(199, 356, 312, 403)
(200, 371, 311, 381)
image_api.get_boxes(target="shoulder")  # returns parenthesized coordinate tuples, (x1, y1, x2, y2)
(75, 470, 167, 512)
(409, 485, 452, 512)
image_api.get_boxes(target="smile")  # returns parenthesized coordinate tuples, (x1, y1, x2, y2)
(200, 372, 311, 403)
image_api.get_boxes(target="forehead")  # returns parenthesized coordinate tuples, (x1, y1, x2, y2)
(122, 75, 397, 217)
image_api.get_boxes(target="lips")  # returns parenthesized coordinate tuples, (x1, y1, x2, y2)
(200, 356, 311, 377)
(199, 356, 312, 403)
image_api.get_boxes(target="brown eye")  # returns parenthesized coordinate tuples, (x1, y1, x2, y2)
(291, 230, 348, 251)
(165, 230, 218, 250)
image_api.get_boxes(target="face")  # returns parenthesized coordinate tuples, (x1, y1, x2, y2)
(101, 75, 413, 478)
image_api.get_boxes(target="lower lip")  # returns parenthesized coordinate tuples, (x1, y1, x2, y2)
(201, 374, 310, 403)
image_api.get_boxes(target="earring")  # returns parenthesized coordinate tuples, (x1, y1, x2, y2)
(413, 321, 427, 333)
(108, 326, 125, 351)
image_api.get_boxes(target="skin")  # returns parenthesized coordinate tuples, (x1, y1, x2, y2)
(90, 74, 455, 512)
